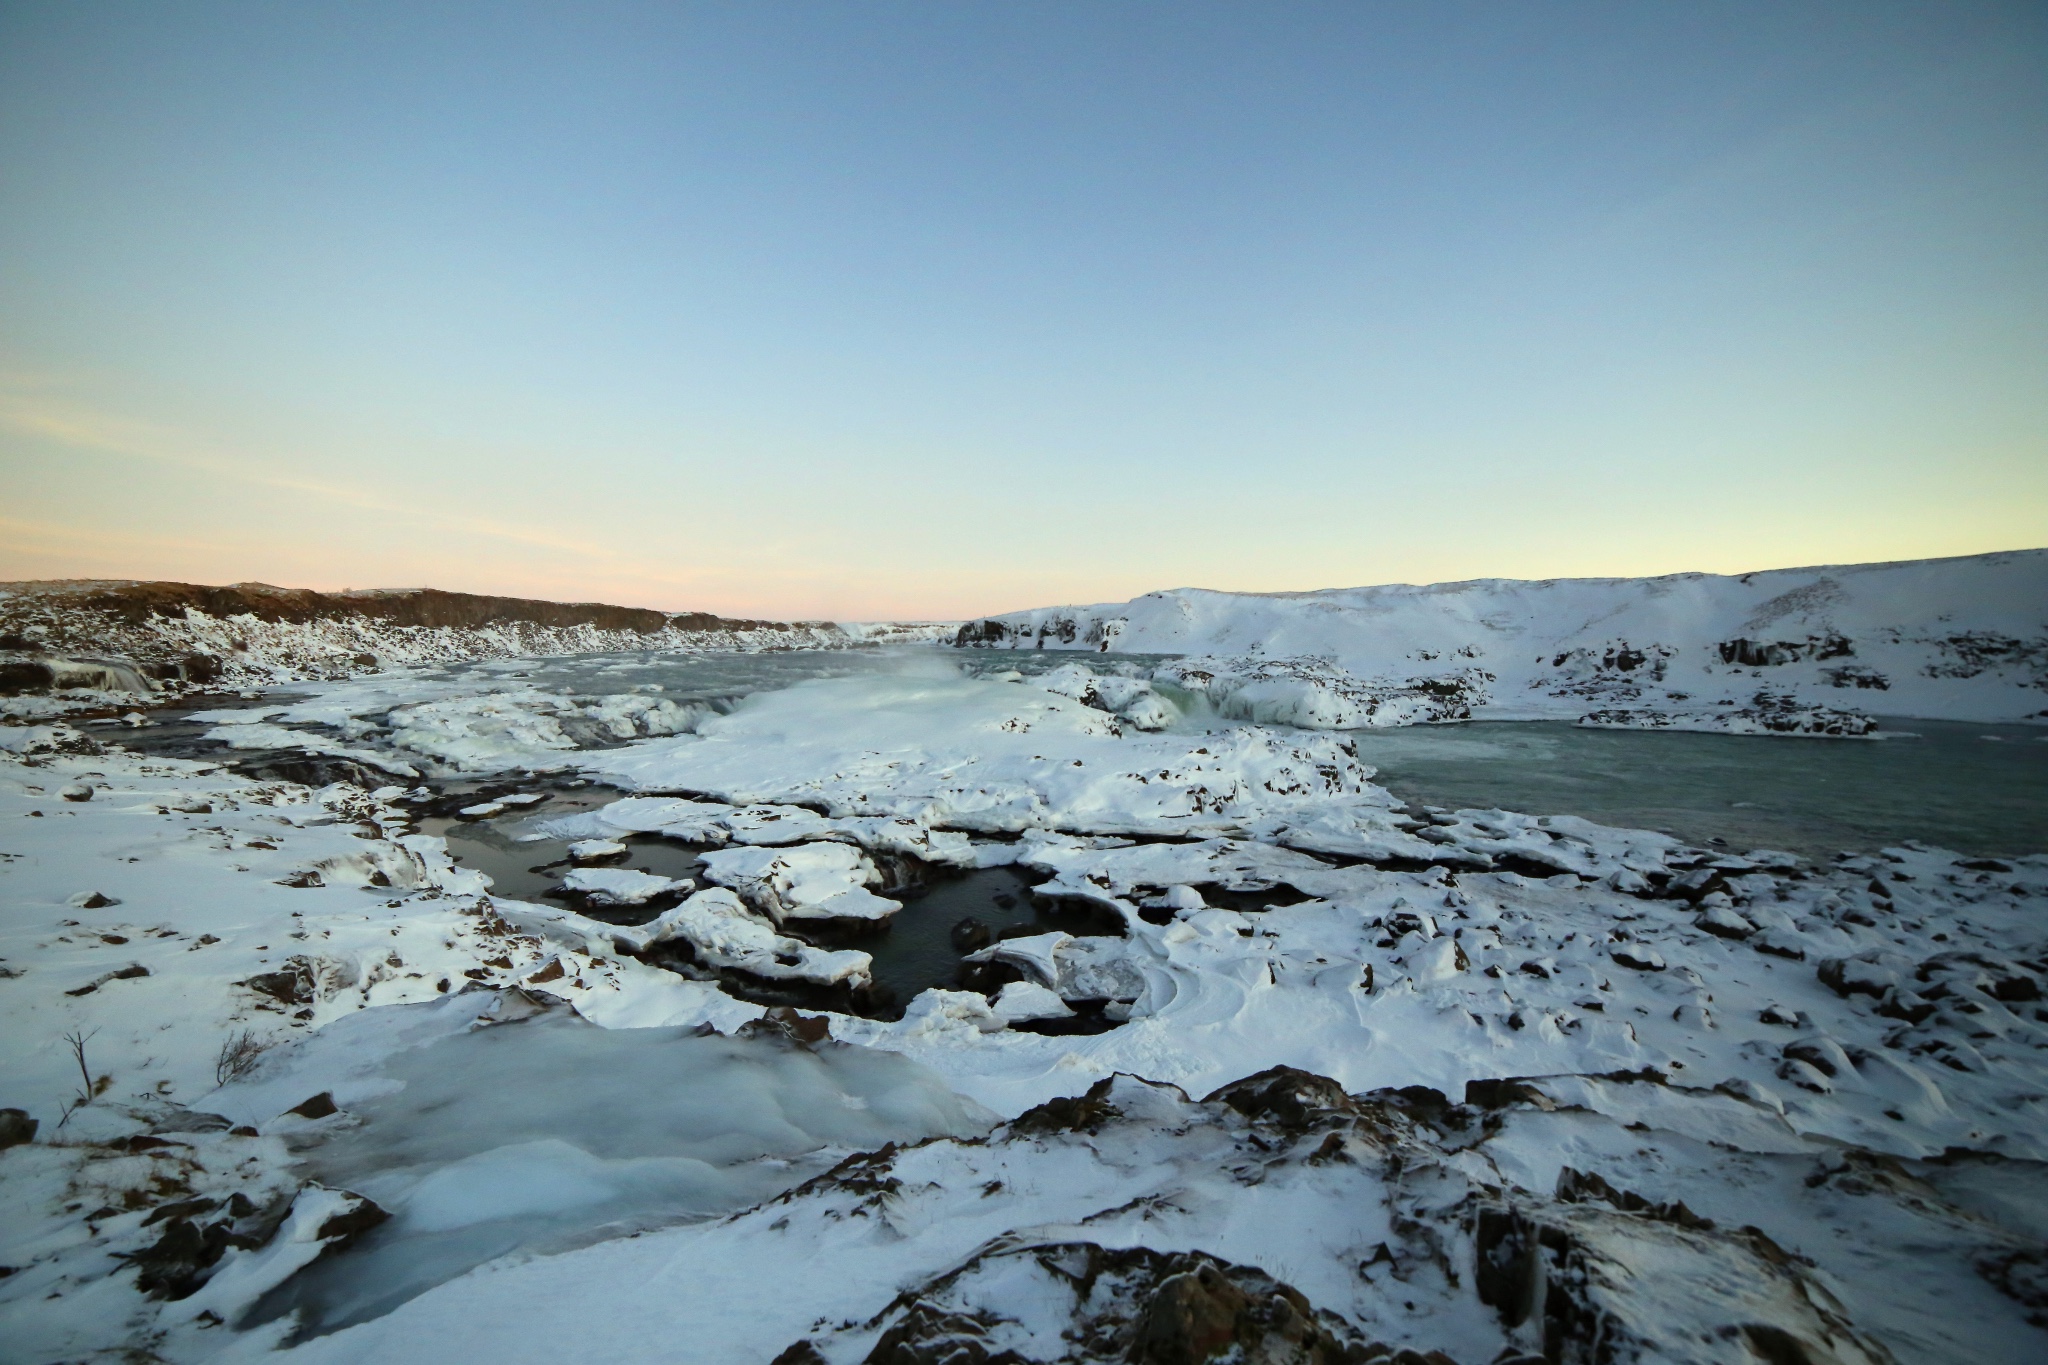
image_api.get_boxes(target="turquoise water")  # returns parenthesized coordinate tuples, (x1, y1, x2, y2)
(1347, 717, 2047, 859)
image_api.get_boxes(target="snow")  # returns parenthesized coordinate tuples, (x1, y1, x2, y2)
(622, 888, 874, 987)
(962, 548, 2048, 730)
(231, 1071, 2045, 1365)
(579, 667, 1391, 839)
(554, 867, 689, 906)
(697, 841, 900, 922)
(4, 618, 2044, 1364)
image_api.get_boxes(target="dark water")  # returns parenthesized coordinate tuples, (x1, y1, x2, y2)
(431, 811, 1117, 1010)
(1350, 717, 2048, 859)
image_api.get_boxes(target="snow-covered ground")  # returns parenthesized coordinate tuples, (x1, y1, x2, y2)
(3, 632, 2045, 1361)
(959, 549, 2048, 734)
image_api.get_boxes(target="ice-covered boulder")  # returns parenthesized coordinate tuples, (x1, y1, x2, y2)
(617, 888, 873, 988)
(966, 931, 1146, 1003)
(558, 867, 692, 906)
(697, 841, 901, 923)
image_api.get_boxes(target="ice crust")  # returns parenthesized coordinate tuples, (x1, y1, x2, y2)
(231, 1003, 991, 1335)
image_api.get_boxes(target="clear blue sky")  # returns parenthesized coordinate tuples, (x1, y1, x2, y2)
(2, 1, 2043, 619)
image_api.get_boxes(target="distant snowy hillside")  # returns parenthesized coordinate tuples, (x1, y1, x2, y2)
(0, 580, 954, 704)
(956, 549, 2048, 730)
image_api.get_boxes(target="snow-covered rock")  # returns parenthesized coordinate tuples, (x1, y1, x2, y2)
(611, 888, 874, 987)
(697, 841, 901, 923)
(555, 867, 691, 907)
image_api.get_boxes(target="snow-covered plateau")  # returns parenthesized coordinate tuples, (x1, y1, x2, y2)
(1, 563, 2045, 1364)
(958, 548, 2048, 735)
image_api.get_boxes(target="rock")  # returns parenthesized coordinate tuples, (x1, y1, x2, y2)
(1817, 955, 1902, 999)
(240, 961, 316, 1005)
(1874, 990, 1937, 1025)
(0, 1108, 37, 1148)
(950, 916, 993, 951)
(273, 869, 324, 889)
(287, 1092, 338, 1119)
(1207, 1066, 1357, 1131)
(1778, 1058, 1834, 1093)
(736, 1006, 832, 1047)
(64, 963, 149, 996)
(1006, 1082, 1126, 1138)
(792, 1239, 1387, 1365)
(861, 1302, 1002, 1364)
(566, 838, 628, 864)
(60, 782, 93, 802)
(1131, 1262, 1258, 1362)
(129, 1215, 247, 1299)
(1985, 970, 2042, 1003)
(1610, 945, 1666, 972)
(66, 890, 120, 909)
(1783, 1037, 1853, 1078)
(1694, 905, 1755, 939)
(314, 1192, 389, 1241)
(991, 980, 1074, 1024)
(170, 797, 213, 814)
(1473, 1195, 1888, 1364)
(556, 866, 690, 907)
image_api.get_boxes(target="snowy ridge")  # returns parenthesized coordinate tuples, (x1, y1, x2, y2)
(957, 549, 2048, 729)
(0, 579, 955, 704)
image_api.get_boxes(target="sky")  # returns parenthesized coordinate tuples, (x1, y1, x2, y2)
(1, 1, 2044, 622)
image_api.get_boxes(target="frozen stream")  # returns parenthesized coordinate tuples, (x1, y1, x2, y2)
(222, 1000, 992, 1338)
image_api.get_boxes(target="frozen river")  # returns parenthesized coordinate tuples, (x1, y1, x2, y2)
(132, 645, 2047, 860)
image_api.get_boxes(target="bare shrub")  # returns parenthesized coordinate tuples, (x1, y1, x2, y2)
(215, 1030, 272, 1086)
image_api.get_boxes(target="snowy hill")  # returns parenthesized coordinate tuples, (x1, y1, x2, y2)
(0, 580, 955, 704)
(955, 549, 2048, 731)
